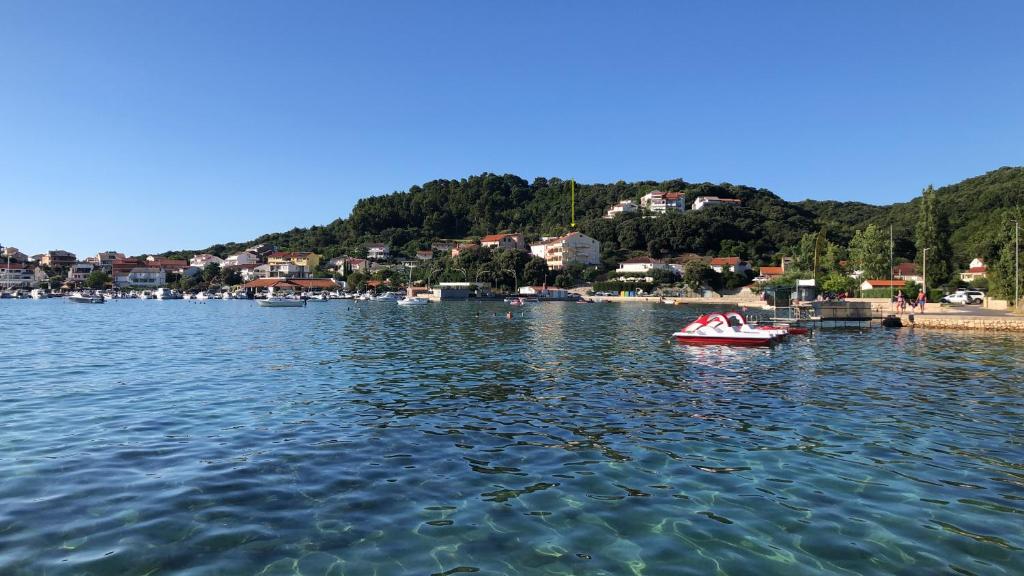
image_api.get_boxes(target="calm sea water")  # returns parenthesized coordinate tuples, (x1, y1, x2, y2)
(0, 299, 1021, 575)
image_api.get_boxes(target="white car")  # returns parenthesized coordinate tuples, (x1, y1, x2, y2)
(941, 290, 984, 305)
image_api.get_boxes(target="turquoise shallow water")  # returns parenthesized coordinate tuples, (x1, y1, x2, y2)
(0, 299, 1021, 575)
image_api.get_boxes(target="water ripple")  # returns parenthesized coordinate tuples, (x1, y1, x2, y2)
(0, 299, 1022, 575)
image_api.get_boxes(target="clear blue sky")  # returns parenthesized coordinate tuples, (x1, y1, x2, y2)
(2, 1, 1022, 258)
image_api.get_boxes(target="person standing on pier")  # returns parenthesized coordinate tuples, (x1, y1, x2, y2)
(917, 289, 927, 313)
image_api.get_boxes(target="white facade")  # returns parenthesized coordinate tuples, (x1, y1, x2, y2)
(0, 265, 38, 288)
(640, 191, 686, 214)
(693, 196, 742, 210)
(190, 254, 225, 268)
(67, 262, 95, 283)
(530, 232, 601, 270)
(367, 244, 390, 260)
(604, 200, 640, 219)
(115, 267, 166, 287)
(242, 264, 273, 281)
(709, 258, 751, 275)
(519, 286, 570, 299)
(223, 252, 260, 267)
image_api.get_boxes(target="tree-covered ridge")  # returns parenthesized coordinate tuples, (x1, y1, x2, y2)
(163, 166, 1024, 296)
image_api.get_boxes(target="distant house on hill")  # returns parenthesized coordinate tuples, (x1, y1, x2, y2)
(693, 196, 742, 210)
(960, 258, 987, 282)
(366, 244, 390, 260)
(190, 253, 225, 268)
(415, 250, 433, 261)
(604, 200, 639, 219)
(640, 191, 685, 214)
(451, 243, 478, 258)
(481, 233, 525, 251)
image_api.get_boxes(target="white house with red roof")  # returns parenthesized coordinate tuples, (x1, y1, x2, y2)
(481, 233, 525, 251)
(960, 258, 987, 282)
(640, 191, 685, 214)
(892, 262, 922, 283)
(190, 253, 225, 268)
(754, 265, 785, 282)
(709, 256, 750, 275)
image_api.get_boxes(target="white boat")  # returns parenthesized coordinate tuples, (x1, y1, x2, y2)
(30, 289, 49, 299)
(374, 292, 401, 302)
(138, 291, 154, 300)
(221, 291, 231, 300)
(397, 297, 429, 306)
(258, 296, 304, 307)
(231, 291, 248, 299)
(68, 292, 104, 304)
(671, 312, 785, 346)
(155, 288, 182, 300)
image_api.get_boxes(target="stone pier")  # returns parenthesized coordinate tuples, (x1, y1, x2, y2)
(901, 316, 1024, 332)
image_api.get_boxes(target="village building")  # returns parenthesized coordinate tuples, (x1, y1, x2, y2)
(604, 200, 639, 219)
(223, 251, 261, 267)
(115, 267, 166, 288)
(709, 257, 751, 275)
(640, 191, 685, 214)
(267, 252, 320, 278)
(615, 256, 675, 281)
(960, 258, 987, 282)
(0, 263, 40, 288)
(481, 233, 526, 251)
(892, 262, 922, 283)
(366, 243, 390, 260)
(66, 262, 95, 284)
(2, 247, 30, 263)
(518, 286, 571, 299)
(190, 254, 225, 268)
(451, 243, 479, 258)
(859, 279, 905, 291)
(530, 232, 601, 269)
(754, 266, 785, 282)
(39, 250, 77, 269)
(415, 250, 433, 261)
(693, 196, 742, 210)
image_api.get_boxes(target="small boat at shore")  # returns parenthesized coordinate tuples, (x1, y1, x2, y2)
(507, 297, 525, 306)
(672, 312, 785, 346)
(397, 296, 429, 306)
(68, 292, 105, 304)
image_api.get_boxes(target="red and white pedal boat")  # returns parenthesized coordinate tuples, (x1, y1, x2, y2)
(672, 312, 788, 346)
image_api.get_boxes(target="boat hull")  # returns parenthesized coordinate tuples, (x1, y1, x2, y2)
(69, 296, 104, 304)
(672, 335, 773, 346)
(257, 299, 304, 307)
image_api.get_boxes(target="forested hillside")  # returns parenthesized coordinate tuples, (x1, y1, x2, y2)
(164, 167, 1024, 296)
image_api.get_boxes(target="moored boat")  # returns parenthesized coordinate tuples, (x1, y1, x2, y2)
(68, 292, 105, 304)
(672, 312, 783, 346)
(397, 296, 429, 306)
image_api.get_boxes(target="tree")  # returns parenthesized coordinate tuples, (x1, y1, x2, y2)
(203, 263, 221, 283)
(988, 212, 1021, 300)
(84, 270, 110, 289)
(820, 273, 856, 295)
(682, 260, 711, 293)
(221, 268, 242, 286)
(346, 271, 366, 291)
(849, 224, 888, 279)
(915, 185, 951, 285)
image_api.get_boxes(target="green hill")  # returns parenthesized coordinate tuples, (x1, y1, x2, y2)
(164, 167, 1024, 295)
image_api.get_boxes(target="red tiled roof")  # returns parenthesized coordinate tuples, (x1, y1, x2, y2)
(710, 257, 740, 266)
(893, 262, 918, 275)
(0, 263, 26, 269)
(967, 266, 987, 273)
(759, 266, 784, 275)
(864, 279, 904, 287)
(481, 234, 514, 242)
(621, 257, 658, 264)
(242, 278, 338, 289)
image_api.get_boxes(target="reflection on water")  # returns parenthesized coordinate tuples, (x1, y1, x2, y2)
(0, 299, 1022, 575)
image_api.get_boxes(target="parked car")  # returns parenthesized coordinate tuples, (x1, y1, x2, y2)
(941, 290, 985, 305)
